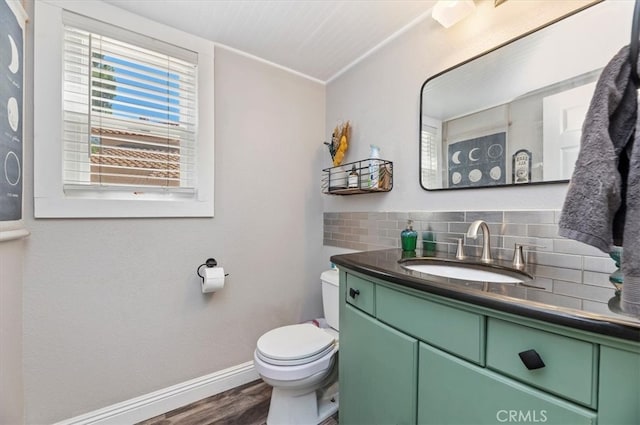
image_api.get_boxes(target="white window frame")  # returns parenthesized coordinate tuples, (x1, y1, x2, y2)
(34, 0, 214, 218)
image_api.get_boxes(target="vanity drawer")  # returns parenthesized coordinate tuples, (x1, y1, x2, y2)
(376, 285, 485, 364)
(486, 318, 597, 408)
(345, 273, 375, 315)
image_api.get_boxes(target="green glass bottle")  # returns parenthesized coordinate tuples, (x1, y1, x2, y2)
(401, 220, 418, 251)
(422, 228, 436, 256)
(609, 246, 623, 294)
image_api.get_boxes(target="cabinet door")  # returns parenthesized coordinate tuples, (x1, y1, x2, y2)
(340, 305, 418, 425)
(486, 317, 596, 407)
(418, 343, 597, 425)
(599, 346, 640, 424)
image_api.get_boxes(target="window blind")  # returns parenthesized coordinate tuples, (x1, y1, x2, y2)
(421, 125, 439, 188)
(62, 14, 198, 191)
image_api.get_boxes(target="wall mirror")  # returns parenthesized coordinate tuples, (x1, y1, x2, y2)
(420, 1, 631, 190)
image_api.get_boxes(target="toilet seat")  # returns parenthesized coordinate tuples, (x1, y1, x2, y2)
(253, 344, 337, 383)
(256, 324, 336, 367)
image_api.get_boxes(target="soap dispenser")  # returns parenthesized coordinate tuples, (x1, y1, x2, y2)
(401, 220, 418, 251)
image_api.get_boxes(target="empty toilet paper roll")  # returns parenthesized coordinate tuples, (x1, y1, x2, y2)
(202, 267, 225, 293)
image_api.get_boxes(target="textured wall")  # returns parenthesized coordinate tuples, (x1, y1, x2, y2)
(22, 18, 326, 425)
(0, 238, 25, 424)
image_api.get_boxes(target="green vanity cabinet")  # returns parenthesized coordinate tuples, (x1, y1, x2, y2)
(486, 318, 597, 408)
(598, 346, 640, 424)
(376, 284, 485, 365)
(418, 343, 596, 424)
(338, 268, 640, 425)
(339, 304, 418, 425)
(344, 273, 376, 315)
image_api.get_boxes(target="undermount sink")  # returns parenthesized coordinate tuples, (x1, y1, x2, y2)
(399, 258, 532, 284)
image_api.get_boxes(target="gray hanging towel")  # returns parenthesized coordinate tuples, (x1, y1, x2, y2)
(558, 46, 637, 253)
(621, 98, 640, 314)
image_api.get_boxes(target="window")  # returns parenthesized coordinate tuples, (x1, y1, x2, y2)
(34, 1, 214, 217)
(63, 20, 197, 190)
(421, 123, 441, 189)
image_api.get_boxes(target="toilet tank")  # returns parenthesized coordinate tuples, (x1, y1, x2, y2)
(321, 269, 340, 331)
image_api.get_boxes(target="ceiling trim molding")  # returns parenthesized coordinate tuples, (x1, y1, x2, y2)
(215, 42, 326, 86)
(326, 5, 435, 84)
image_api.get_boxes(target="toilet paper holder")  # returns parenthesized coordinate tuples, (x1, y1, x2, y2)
(196, 258, 229, 283)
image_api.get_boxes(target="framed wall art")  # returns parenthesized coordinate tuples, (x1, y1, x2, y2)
(0, 0, 28, 241)
(512, 149, 532, 184)
(447, 132, 506, 188)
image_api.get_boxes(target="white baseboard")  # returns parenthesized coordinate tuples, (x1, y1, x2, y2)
(54, 361, 259, 425)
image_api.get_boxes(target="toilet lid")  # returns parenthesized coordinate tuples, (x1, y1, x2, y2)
(256, 324, 335, 365)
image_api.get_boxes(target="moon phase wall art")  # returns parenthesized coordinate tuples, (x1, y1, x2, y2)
(0, 0, 27, 239)
(447, 132, 506, 188)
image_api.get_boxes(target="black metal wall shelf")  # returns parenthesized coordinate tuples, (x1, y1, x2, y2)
(322, 159, 393, 195)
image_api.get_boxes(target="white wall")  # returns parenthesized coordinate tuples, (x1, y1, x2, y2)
(0, 238, 25, 424)
(324, 0, 598, 213)
(22, 9, 326, 422)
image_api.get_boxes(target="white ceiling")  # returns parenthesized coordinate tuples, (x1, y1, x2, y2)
(101, 0, 438, 83)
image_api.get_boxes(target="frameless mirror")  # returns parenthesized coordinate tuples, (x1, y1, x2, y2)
(420, 1, 631, 190)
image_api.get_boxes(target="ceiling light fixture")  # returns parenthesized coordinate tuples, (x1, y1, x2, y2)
(432, 0, 476, 28)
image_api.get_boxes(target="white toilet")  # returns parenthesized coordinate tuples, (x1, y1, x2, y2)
(253, 269, 340, 425)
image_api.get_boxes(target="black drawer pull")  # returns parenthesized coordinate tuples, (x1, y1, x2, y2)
(349, 288, 361, 299)
(518, 349, 546, 370)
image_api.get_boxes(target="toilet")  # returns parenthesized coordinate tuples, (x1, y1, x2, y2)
(253, 269, 340, 425)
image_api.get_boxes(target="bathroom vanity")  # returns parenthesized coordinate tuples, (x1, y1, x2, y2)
(331, 249, 640, 425)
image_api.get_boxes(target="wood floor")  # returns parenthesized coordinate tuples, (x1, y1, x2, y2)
(137, 380, 339, 425)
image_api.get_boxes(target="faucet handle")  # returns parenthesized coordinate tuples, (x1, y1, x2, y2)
(513, 244, 526, 268)
(455, 238, 466, 260)
(446, 238, 466, 260)
(512, 243, 545, 268)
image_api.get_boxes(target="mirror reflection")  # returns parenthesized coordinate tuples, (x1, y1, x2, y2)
(420, 1, 631, 190)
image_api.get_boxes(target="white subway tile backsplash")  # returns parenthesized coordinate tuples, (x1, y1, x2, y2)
(348, 212, 369, 219)
(349, 227, 369, 236)
(408, 211, 433, 221)
(501, 223, 528, 236)
(583, 256, 617, 274)
(527, 224, 560, 238)
(524, 277, 553, 292)
(376, 220, 397, 229)
(554, 210, 563, 224)
(553, 239, 608, 257)
(582, 271, 613, 288)
(553, 280, 614, 302)
(367, 212, 387, 220)
(502, 236, 554, 252)
(422, 211, 465, 222)
(526, 289, 582, 309)
(466, 211, 504, 223)
(535, 265, 583, 283)
(323, 209, 619, 293)
(582, 299, 614, 315)
(388, 212, 409, 221)
(448, 223, 469, 233)
(505, 210, 555, 224)
(419, 222, 449, 232)
(527, 251, 582, 270)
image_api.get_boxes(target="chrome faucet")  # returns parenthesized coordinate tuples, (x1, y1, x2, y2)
(466, 220, 492, 263)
